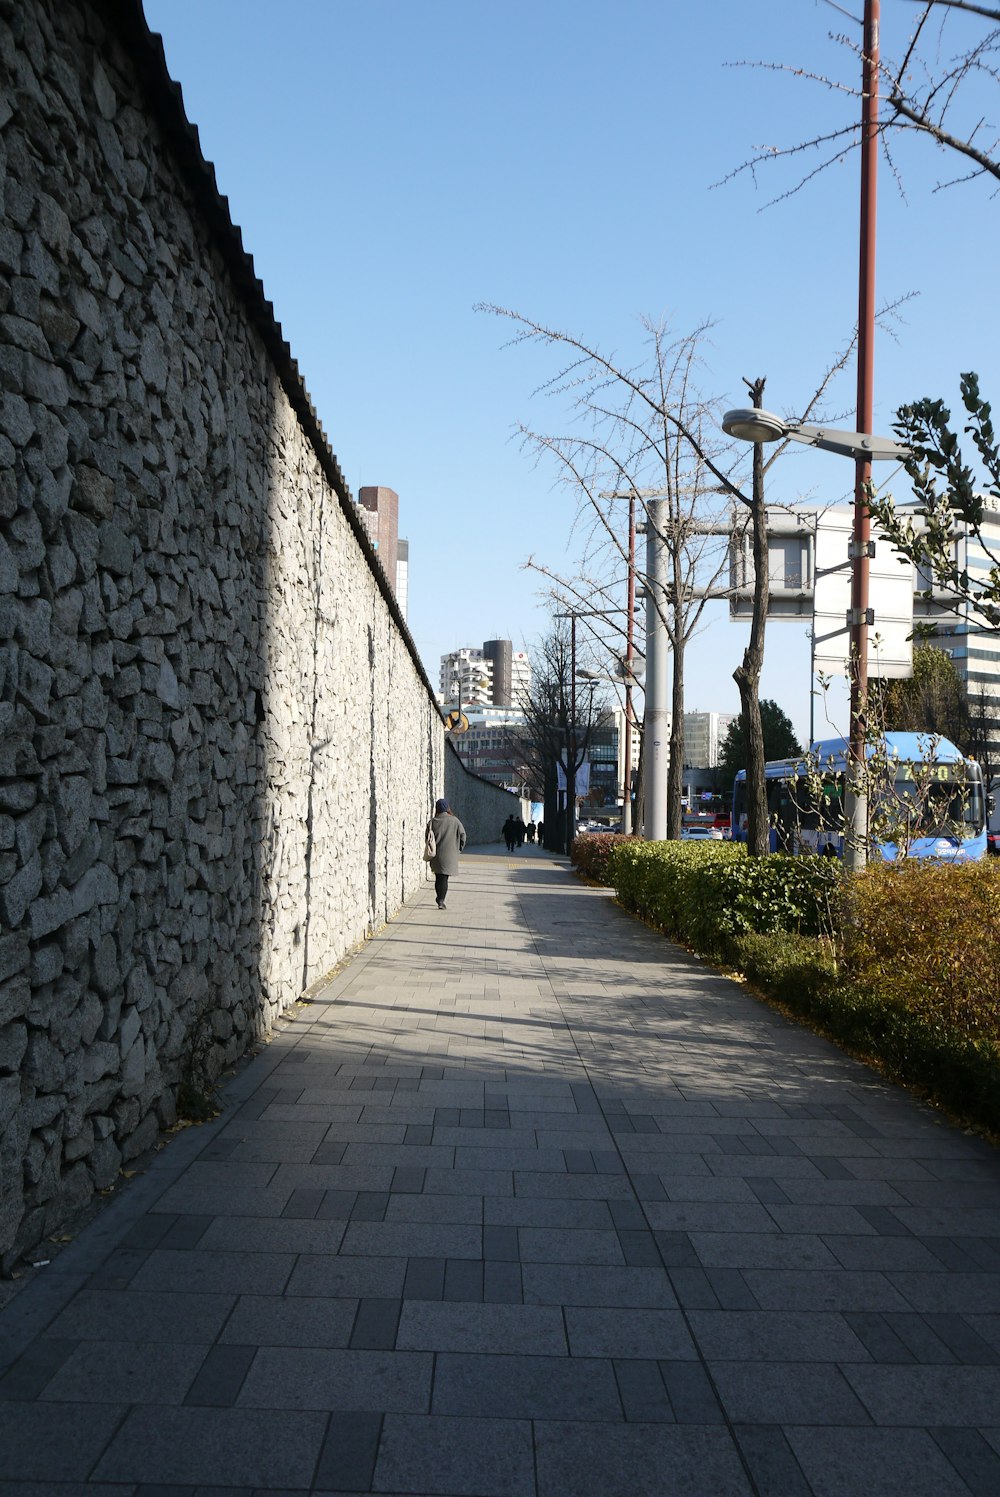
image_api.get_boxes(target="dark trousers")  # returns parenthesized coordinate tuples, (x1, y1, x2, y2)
(434, 873, 449, 905)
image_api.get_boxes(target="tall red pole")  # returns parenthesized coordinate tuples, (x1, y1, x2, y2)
(623, 495, 636, 831)
(847, 0, 879, 870)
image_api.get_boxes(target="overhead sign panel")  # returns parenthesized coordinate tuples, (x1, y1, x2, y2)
(812, 509, 913, 679)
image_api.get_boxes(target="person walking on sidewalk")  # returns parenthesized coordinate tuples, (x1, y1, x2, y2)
(502, 815, 518, 852)
(428, 798, 466, 909)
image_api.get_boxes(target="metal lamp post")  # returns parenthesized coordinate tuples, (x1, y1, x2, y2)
(723, 0, 889, 870)
(722, 406, 907, 868)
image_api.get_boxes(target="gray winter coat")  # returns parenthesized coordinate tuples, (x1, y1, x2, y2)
(429, 812, 466, 874)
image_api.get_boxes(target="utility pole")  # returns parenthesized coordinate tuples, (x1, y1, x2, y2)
(645, 497, 670, 839)
(623, 496, 636, 833)
(567, 612, 577, 853)
(846, 0, 879, 872)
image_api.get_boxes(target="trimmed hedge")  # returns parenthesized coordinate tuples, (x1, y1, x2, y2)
(609, 839, 840, 958)
(569, 832, 639, 885)
(839, 860, 1000, 1042)
(604, 839, 1000, 1136)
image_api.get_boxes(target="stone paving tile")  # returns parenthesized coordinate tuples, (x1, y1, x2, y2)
(0, 1338, 81, 1402)
(842, 1364, 1000, 1425)
(374, 1412, 535, 1497)
(219, 1294, 357, 1348)
(284, 1253, 407, 1299)
(733, 1425, 813, 1496)
(710, 1361, 872, 1425)
(397, 1300, 567, 1355)
(432, 1351, 622, 1420)
(237, 1346, 432, 1411)
(932, 1429, 1000, 1497)
(266, 1163, 396, 1193)
(128, 1250, 295, 1297)
(483, 1196, 613, 1228)
(0, 1403, 128, 1483)
(564, 1307, 697, 1360)
(147, 1183, 294, 1219)
(516, 1227, 623, 1265)
(421, 1167, 514, 1196)
(384, 1192, 483, 1224)
(644, 1201, 779, 1232)
(785, 1425, 973, 1496)
(690, 1231, 840, 1271)
(46, 1290, 236, 1344)
(521, 1263, 677, 1308)
(340, 1222, 482, 1260)
(742, 1268, 911, 1312)
(91, 1407, 328, 1488)
(30, 1341, 207, 1406)
(533, 1421, 755, 1497)
(888, 1272, 1000, 1313)
(312, 1411, 384, 1491)
(192, 1217, 347, 1254)
(511, 1170, 638, 1200)
(687, 1309, 873, 1362)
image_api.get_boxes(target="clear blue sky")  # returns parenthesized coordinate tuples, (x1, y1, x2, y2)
(144, 0, 998, 746)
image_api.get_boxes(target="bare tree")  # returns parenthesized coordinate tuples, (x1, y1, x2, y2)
(510, 623, 609, 854)
(478, 304, 861, 853)
(478, 309, 751, 841)
(733, 376, 771, 854)
(721, 1, 1000, 203)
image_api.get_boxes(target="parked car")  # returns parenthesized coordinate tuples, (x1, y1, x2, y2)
(680, 824, 722, 842)
(987, 830, 1000, 856)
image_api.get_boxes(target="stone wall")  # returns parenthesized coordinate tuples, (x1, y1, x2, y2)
(444, 745, 518, 846)
(0, 0, 446, 1266)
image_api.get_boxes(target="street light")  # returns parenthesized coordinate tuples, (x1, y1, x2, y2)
(722, 409, 908, 464)
(722, 406, 909, 870)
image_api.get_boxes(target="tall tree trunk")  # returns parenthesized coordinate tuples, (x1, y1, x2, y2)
(543, 763, 560, 852)
(732, 377, 770, 857)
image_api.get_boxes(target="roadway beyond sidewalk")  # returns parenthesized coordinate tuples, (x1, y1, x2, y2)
(2, 847, 1000, 1496)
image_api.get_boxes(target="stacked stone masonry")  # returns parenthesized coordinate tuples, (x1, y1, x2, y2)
(0, 0, 452, 1266)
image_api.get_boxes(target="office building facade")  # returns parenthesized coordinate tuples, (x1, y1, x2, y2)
(440, 641, 532, 710)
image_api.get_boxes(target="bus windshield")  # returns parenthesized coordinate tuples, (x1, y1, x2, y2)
(876, 774, 984, 837)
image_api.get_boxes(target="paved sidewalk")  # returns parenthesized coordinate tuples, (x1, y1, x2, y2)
(3, 848, 1000, 1496)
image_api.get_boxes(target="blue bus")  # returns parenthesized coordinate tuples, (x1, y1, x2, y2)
(732, 732, 987, 862)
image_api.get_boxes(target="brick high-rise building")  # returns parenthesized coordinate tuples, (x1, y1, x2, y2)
(358, 486, 399, 597)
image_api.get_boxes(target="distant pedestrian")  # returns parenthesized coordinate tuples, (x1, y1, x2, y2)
(537, 820, 545, 846)
(428, 798, 466, 909)
(515, 818, 526, 847)
(502, 815, 517, 852)
(526, 821, 536, 844)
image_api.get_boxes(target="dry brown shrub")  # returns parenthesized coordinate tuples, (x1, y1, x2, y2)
(840, 860, 1000, 1039)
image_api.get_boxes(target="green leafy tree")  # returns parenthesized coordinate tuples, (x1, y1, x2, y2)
(872, 642, 970, 746)
(718, 700, 802, 798)
(865, 374, 1000, 628)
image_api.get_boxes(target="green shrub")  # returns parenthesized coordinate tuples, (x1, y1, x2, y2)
(730, 929, 838, 1006)
(570, 832, 639, 885)
(610, 839, 840, 956)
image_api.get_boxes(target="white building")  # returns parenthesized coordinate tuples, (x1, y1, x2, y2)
(395, 539, 408, 622)
(511, 649, 531, 708)
(683, 710, 739, 769)
(439, 648, 493, 708)
(440, 640, 532, 711)
(911, 497, 1000, 758)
